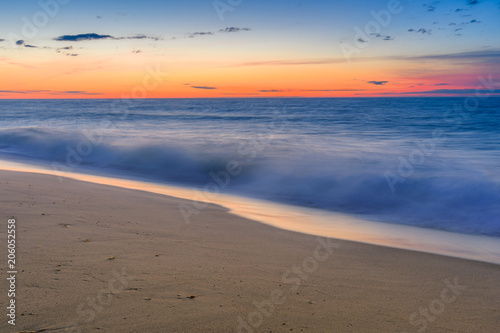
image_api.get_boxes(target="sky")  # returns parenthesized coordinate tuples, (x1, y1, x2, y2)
(0, 0, 499, 98)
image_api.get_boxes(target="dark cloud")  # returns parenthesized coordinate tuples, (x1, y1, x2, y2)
(67, 54, 79, 56)
(367, 81, 389, 85)
(469, 19, 481, 23)
(54, 33, 113, 41)
(54, 33, 160, 42)
(188, 32, 214, 38)
(259, 89, 286, 93)
(368, 33, 394, 41)
(434, 83, 450, 86)
(219, 27, 251, 33)
(467, 0, 479, 4)
(357, 38, 368, 43)
(408, 28, 432, 35)
(0, 39, 4, 42)
(13, 40, 39, 48)
(190, 86, 217, 90)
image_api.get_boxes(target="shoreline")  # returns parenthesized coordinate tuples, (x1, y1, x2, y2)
(1, 158, 500, 266)
(1, 167, 499, 332)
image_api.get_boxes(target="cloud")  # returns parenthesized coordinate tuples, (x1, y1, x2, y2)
(405, 49, 500, 62)
(367, 81, 389, 85)
(54, 33, 160, 42)
(408, 28, 432, 35)
(16, 40, 25, 45)
(238, 58, 346, 67)
(467, 0, 479, 4)
(219, 27, 251, 33)
(0, 90, 27, 94)
(54, 33, 113, 41)
(255, 88, 368, 93)
(299, 89, 367, 92)
(0, 90, 102, 95)
(61, 91, 95, 94)
(185, 27, 251, 39)
(121, 34, 160, 41)
(24, 44, 37, 48)
(57, 46, 73, 51)
(401, 89, 500, 95)
(188, 32, 214, 38)
(370, 33, 394, 41)
(0, 39, 4, 42)
(190, 86, 216, 90)
(434, 83, 450, 86)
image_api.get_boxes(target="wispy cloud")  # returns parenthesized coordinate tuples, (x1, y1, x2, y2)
(434, 83, 450, 86)
(219, 27, 251, 33)
(238, 58, 346, 67)
(299, 89, 367, 92)
(187, 27, 251, 38)
(408, 28, 432, 35)
(0, 90, 102, 95)
(54, 33, 160, 42)
(401, 89, 500, 95)
(405, 49, 500, 62)
(370, 33, 394, 41)
(259, 89, 286, 93)
(190, 86, 217, 90)
(188, 32, 214, 38)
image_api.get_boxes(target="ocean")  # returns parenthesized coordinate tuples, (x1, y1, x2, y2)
(1, 97, 499, 237)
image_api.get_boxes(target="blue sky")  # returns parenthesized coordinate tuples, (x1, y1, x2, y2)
(1, 0, 499, 98)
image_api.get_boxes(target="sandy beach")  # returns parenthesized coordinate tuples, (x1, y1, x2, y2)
(1, 169, 499, 333)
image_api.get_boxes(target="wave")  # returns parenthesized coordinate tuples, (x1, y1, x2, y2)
(1, 127, 499, 237)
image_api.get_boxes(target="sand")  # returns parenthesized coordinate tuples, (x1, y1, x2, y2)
(0, 169, 499, 333)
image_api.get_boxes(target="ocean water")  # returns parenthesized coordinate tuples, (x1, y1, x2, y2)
(1, 98, 499, 237)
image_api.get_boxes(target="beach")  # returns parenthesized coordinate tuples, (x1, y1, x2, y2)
(1, 169, 499, 333)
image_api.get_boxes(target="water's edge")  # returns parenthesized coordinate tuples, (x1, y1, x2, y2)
(1, 158, 499, 266)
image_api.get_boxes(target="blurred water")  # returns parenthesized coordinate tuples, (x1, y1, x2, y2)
(0, 97, 499, 236)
